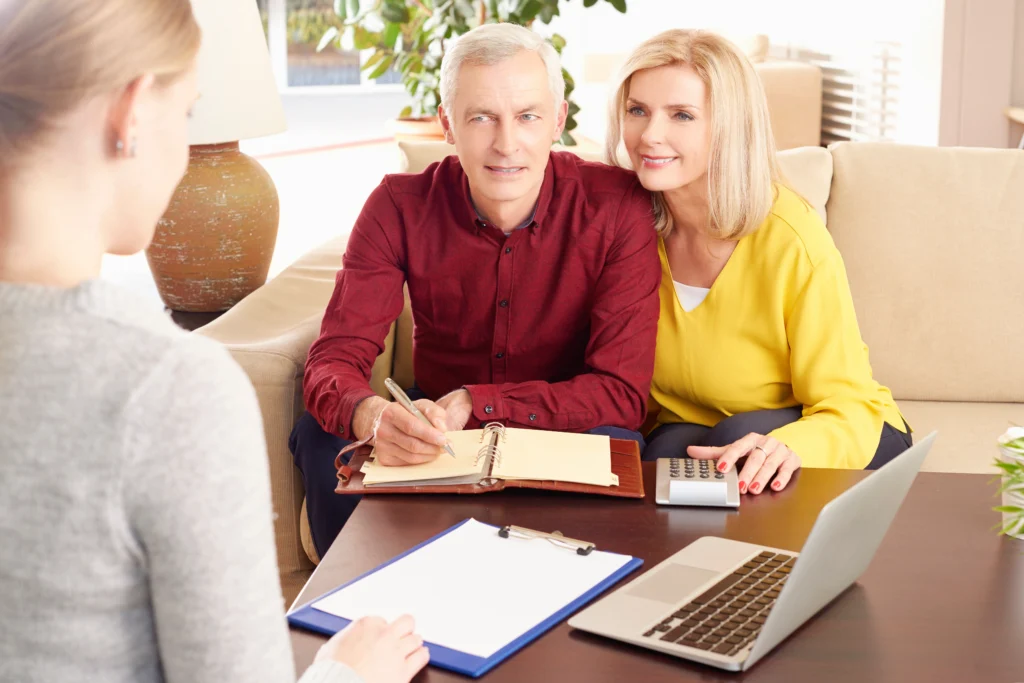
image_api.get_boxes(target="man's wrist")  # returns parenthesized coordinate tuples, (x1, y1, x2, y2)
(451, 388, 473, 411)
(351, 396, 389, 441)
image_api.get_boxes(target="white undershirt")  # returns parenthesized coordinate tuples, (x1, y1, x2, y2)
(673, 280, 711, 312)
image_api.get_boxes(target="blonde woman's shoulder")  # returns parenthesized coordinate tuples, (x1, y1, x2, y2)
(756, 183, 838, 269)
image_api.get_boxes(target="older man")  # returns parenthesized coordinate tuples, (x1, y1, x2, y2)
(291, 22, 660, 559)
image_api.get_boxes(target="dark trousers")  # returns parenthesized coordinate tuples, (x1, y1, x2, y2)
(643, 406, 912, 471)
(290, 390, 645, 559)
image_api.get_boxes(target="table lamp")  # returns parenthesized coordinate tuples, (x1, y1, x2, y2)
(147, 0, 287, 312)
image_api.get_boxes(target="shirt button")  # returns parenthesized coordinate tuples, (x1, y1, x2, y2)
(529, 414, 537, 421)
(504, 247, 512, 254)
(484, 405, 494, 414)
(495, 352, 504, 359)
(499, 300, 509, 308)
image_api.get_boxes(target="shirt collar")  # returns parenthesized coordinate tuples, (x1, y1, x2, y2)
(470, 199, 537, 232)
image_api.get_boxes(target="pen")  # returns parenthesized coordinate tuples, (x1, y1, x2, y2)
(383, 378, 457, 458)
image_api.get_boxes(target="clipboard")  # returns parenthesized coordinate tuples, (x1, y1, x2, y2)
(287, 518, 644, 678)
(335, 436, 645, 499)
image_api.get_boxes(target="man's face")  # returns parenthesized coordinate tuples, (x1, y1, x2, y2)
(439, 50, 567, 211)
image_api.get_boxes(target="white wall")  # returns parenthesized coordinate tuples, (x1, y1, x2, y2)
(938, 0, 1016, 147)
(552, 0, 949, 146)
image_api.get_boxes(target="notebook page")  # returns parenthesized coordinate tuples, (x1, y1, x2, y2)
(360, 430, 488, 485)
(493, 429, 617, 487)
(311, 518, 633, 659)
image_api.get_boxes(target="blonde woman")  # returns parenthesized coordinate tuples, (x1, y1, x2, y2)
(607, 30, 911, 494)
(0, 1, 426, 682)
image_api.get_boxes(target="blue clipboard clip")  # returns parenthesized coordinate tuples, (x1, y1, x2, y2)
(497, 524, 596, 556)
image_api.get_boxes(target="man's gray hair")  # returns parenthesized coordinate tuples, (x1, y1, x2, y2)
(439, 23, 565, 116)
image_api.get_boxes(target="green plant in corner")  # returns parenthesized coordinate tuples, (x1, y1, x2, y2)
(995, 433, 1024, 537)
(319, 0, 628, 145)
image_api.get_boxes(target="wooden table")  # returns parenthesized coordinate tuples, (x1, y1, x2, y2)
(290, 466, 1024, 682)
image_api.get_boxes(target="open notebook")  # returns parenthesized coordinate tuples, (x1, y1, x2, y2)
(360, 423, 619, 488)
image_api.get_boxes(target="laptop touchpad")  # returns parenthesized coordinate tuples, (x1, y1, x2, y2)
(627, 563, 720, 604)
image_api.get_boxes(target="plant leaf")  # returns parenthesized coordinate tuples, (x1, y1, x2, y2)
(538, 2, 558, 23)
(605, 0, 627, 12)
(993, 505, 1024, 514)
(334, 0, 347, 20)
(347, 0, 361, 20)
(583, 0, 598, 6)
(517, 0, 544, 22)
(361, 50, 385, 72)
(382, 21, 401, 48)
(353, 25, 379, 49)
(368, 54, 395, 80)
(399, 105, 414, 118)
(549, 33, 567, 53)
(380, 2, 411, 24)
(317, 26, 340, 52)
(560, 130, 577, 146)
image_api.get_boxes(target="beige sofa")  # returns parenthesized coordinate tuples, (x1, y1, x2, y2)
(198, 142, 1024, 575)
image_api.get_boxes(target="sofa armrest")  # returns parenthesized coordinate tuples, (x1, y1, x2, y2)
(196, 232, 397, 574)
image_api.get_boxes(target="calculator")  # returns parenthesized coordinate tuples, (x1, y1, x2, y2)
(654, 457, 741, 508)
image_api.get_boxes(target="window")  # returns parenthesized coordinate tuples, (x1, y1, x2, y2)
(258, 0, 402, 89)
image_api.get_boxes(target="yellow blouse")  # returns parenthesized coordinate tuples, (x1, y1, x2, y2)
(650, 185, 907, 469)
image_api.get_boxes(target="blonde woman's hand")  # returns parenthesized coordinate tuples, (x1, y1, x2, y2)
(688, 433, 802, 494)
(315, 615, 429, 683)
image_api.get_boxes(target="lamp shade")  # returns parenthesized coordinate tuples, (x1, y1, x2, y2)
(188, 0, 287, 145)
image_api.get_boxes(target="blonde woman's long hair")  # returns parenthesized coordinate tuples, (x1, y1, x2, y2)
(607, 29, 782, 239)
(0, 0, 201, 168)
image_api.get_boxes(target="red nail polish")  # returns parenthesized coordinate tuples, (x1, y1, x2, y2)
(751, 483, 761, 493)
(718, 462, 727, 472)
(772, 481, 781, 490)
(738, 481, 746, 493)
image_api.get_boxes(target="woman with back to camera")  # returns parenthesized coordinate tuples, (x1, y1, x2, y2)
(0, 1, 426, 681)
(607, 30, 911, 493)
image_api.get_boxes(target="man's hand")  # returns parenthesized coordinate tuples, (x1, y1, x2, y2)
(435, 389, 474, 431)
(352, 395, 450, 467)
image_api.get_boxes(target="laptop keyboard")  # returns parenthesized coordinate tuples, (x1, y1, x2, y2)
(642, 551, 796, 657)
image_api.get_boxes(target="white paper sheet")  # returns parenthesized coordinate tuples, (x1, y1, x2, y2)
(311, 519, 634, 659)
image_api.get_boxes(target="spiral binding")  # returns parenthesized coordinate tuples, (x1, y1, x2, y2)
(475, 422, 507, 467)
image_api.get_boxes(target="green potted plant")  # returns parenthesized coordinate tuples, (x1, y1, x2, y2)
(996, 427, 1024, 539)
(319, 0, 628, 144)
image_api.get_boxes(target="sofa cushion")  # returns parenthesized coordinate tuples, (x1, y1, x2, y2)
(777, 146, 832, 222)
(826, 142, 1024, 403)
(898, 400, 1023, 474)
(755, 61, 823, 150)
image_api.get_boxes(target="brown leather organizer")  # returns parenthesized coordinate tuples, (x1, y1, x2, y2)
(334, 438, 644, 499)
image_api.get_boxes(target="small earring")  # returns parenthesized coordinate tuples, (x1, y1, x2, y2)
(115, 139, 125, 155)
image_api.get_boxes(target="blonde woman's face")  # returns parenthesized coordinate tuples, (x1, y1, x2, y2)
(623, 64, 711, 194)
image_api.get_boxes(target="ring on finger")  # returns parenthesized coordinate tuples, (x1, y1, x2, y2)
(753, 444, 770, 457)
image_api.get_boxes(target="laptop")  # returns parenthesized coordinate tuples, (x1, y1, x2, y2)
(568, 431, 936, 672)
